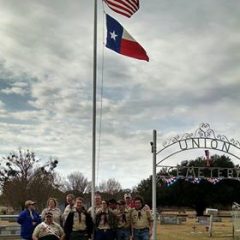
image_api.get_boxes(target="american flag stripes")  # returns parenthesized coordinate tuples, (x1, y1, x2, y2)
(104, 0, 139, 18)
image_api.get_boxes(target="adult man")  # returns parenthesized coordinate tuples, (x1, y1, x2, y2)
(62, 194, 75, 224)
(124, 194, 134, 209)
(131, 196, 153, 240)
(17, 200, 41, 240)
(32, 211, 64, 240)
(88, 193, 102, 216)
(64, 197, 93, 240)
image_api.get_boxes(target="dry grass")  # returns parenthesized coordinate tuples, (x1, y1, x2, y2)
(0, 217, 238, 240)
(157, 218, 236, 240)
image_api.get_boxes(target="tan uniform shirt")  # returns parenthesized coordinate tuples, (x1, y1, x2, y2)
(117, 208, 132, 229)
(97, 210, 111, 230)
(131, 208, 153, 229)
(33, 221, 64, 239)
(72, 211, 87, 231)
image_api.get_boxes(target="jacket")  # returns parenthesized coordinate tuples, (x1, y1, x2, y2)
(17, 209, 41, 239)
(64, 209, 93, 240)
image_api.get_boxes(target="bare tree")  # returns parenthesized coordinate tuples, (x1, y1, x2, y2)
(0, 149, 59, 210)
(65, 171, 89, 193)
(98, 178, 122, 194)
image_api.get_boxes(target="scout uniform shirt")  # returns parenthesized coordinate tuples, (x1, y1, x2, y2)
(72, 210, 87, 231)
(97, 210, 111, 230)
(64, 208, 93, 239)
(131, 208, 153, 229)
(32, 221, 64, 239)
(117, 208, 132, 229)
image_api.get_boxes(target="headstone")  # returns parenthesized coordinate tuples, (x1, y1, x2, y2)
(197, 216, 209, 225)
(159, 215, 182, 224)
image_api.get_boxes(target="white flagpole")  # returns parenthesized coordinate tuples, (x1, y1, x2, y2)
(152, 130, 157, 240)
(91, 0, 97, 222)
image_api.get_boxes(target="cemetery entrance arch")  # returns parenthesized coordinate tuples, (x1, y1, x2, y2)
(151, 123, 240, 239)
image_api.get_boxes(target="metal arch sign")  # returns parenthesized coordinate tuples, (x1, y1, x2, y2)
(157, 165, 240, 180)
(151, 123, 240, 240)
(156, 123, 240, 166)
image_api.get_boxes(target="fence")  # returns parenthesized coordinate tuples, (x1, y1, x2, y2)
(0, 215, 20, 239)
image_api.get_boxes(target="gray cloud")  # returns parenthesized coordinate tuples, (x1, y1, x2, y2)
(0, 0, 239, 188)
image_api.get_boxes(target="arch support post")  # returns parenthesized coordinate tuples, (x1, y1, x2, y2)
(152, 130, 157, 240)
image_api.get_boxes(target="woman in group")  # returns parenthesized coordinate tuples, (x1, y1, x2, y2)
(64, 197, 93, 240)
(41, 198, 62, 226)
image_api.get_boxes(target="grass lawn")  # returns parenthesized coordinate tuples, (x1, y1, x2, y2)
(0, 216, 238, 240)
(157, 218, 235, 240)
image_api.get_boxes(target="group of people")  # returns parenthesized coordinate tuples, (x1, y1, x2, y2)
(17, 193, 153, 240)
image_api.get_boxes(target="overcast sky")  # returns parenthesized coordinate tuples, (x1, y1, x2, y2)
(0, 0, 239, 189)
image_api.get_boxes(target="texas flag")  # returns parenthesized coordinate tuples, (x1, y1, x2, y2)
(106, 14, 149, 62)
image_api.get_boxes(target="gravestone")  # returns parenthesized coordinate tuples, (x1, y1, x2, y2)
(159, 215, 182, 224)
(197, 216, 209, 225)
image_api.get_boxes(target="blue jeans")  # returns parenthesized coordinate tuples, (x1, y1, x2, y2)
(133, 228, 149, 240)
(116, 228, 131, 240)
(95, 229, 114, 240)
(70, 230, 88, 240)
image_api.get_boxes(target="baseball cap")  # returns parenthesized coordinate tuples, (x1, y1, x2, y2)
(25, 200, 36, 207)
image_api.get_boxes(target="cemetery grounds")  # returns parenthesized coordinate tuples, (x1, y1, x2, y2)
(0, 210, 239, 240)
(156, 210, 239, 240)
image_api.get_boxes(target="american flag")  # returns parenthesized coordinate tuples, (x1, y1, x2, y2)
(104, 0, 139, 18)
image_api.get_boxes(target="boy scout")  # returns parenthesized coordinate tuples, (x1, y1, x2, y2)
(131, 196, 153, 240)
(116, 200, 132, 240)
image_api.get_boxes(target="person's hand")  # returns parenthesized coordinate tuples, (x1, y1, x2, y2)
(143, 204, 150, 211)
